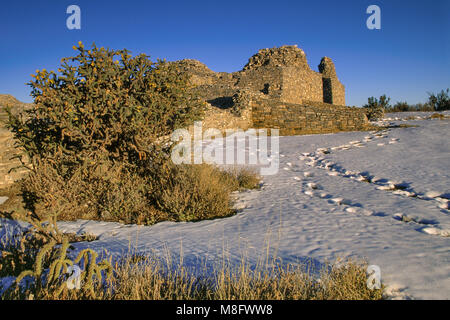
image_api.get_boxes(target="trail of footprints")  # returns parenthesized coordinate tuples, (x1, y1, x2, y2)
(285, 129, 450, 238)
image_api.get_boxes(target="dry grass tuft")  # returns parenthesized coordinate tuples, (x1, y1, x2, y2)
(429, 113, 445, 120)
(1, 249, 384, 300)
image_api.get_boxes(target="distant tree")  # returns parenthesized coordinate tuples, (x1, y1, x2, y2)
(363, 95, 390, 121)
(427, 89, 450, 111)
(411, 103, 434, 112)
(391, 101, 410, 112)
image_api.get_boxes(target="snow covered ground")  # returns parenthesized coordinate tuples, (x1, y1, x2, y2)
(1, 112, 449, 299)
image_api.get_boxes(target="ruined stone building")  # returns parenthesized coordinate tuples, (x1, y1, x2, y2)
(174, 45, 368, 135)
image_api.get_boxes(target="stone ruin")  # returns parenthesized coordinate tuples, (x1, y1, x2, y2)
(175, 45, 345, 107)
(172, 45, 368, 135)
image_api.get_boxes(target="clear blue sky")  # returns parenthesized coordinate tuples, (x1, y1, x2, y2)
(1, 0, 449, 106)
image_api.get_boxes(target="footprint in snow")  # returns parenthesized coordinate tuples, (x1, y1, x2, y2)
(330, 197, 352, 205)
(316, 148, 331, 154)
(392, 190, 416, 197)
(376, 185, 396, 191)
(425, 191, 442, 198)
(306, 182, 322, 190)
(437, 200, 449, 210)
(392, 214, 450, 237)
(393, 213, 436, 225)
(304, 189, 329, 199)
(422, 227, 450, 237)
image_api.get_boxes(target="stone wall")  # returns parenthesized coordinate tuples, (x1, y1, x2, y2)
(318, 57, 345, 105)
(280, 66, 323, 105)
(235, 65, 284, 101)
(172, 46, 367, 136)
(187, 92, 368, 136)
(195, 103, 252, 132)
(174, 45, 346, 107)
(250, 97, 368, 136)
(0, 102, 28, 190)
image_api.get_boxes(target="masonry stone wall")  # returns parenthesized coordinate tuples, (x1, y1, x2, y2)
(194, 103, 252, 132)
(0, 102, 29, 189)
(280, 66, 323, 105)
(172, 45, 369, 135)
(250, 98, 369, 136)
(235, 65, 284, 101)
(175, 45, 346, 107)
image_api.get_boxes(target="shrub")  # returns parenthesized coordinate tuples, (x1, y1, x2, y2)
(5, 43, 216, 224)
(427, 88, 450, 111)
(19, 159, 160, 224)
(429, 113, 445, 120)
(229, 166, 261, 190)
(15, 160, 260, 225)
(152, 164, 260, 222)
(7, 42, 203, 166)
(363, 95, 390, 121)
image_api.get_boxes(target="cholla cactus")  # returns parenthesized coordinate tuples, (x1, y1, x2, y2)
(14, 236, 112, 299)
(73, 248, 113, 297)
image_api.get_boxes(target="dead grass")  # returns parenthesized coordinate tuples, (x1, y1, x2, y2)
(1, 196, 383, 301)
(228, 166, 261, 190)
(429, 113, 446, 120)
(1, 248, 384, 300)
